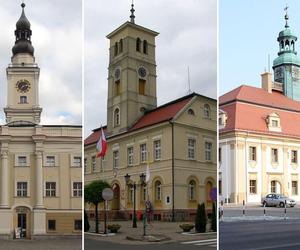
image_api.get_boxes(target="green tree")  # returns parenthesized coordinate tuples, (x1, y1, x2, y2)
(211, 202, 217, 232)
(195, 203, 207, 233)
(84, 180, 110, 233)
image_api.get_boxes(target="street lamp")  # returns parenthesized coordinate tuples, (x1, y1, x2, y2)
(124, 173, 146, 229)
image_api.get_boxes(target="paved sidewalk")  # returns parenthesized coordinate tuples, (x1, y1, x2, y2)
(85, 220, 217, 245)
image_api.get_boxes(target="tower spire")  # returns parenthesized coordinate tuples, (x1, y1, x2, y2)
(130, 1, 135, 23)
(284, 5, 289, 28)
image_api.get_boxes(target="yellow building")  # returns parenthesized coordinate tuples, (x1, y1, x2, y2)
(85, 5, 217, 221)
(0, 4, 82, 239)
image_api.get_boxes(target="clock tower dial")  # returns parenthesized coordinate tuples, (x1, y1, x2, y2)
(16, 79, 31, 93)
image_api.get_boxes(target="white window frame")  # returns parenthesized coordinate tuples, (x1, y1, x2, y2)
(271, 148, 278, 163)
(153, 140, 161, 161)
(45, 182, 57, 197)
(127, 147, 134, 166)
(203, 104, 210, 118)
(70, 154, 82, 167)
(113, 150, 119, 168)
(15, 154, 29, 167)
(91, 156, 96, 172)
(72, 182, 82, 197)
(16, 181, 28, 197)
(188, 138, 196, 160)
(291, 150, 298, 164)
(189, 180, 196, 200)
(292, 181, 298, 195)
(205, 141, 212, 161)
(140, 143, 147, 163)
(249, 180, 257, 194)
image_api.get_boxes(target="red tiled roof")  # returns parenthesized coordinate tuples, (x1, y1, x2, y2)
(84, 126, 107, 146)
(220, 85, 300, 138)
(84, 93, 198, 146)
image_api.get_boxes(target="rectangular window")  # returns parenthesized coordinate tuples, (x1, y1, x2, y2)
(249, 180, 257, 194)
(205, 141, 212, 161)
(291, 150, 298, 164)
(249, 146, 257, 161)
(292, 181, 298, 195)
(73, 157, 81, 167)
(20, 96, 27, 104)
(74, 220, 82, 230)
(17, 182, 27, 197)
(45, 182, 56, 197)
(115, 80, 120, 96)
(18, 156, 27, 166)
(188, 138, 196, 160)
(139, 79, 146, 95)
(48, 220, 56, 231)
(73, 182, 82, 197)
(113, 151, 119, 168)
(154, 140, 161, 160)
(84, 158, 87, 173)
(271, 120, 279, 127)
(91, 156, 96, 172)
(127, 147, 134, 166)
(46, 156, 55, 166)
(271, 148, 278, 163)
(140, 144, 147, 163)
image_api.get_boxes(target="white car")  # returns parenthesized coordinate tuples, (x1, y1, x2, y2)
(261, 194, 296, 207)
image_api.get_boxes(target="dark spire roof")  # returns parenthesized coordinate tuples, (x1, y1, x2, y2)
(12, 3, 34, 56)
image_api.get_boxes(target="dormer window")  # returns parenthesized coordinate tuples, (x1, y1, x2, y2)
(188, 109, 195, 116)
(219, 109, 227, 129)
(204, 104, 210, 118)
(267, 112, 281, 132)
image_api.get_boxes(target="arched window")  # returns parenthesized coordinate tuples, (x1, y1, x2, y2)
(114, 80, 120, 95)
(189, 180, 196, 200)
(204, 104, 210, 118)
(136, 38, 141, 52)
(143, 40, 148, 54)
(188, 109, 195, 116)
(114, 108, 120, 126)
(114, 42, 118, 56)
(285, 40, 290, 50)
(280, 41, 284, 50)
(206, 181, 213, 205)
(119, 39, 123, 53)
(291, 40, 295, 51)
(155, 180, 161, 201)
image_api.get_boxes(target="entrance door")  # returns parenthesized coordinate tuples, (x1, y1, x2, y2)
(18, 213, 26, 238)
(112, 184, 120, 210)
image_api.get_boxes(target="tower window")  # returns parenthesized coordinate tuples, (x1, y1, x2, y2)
(114, 42, 118, 56)
(115, 80, 121, 95)
(114, 108, 120, 126)
(143, 40, 148, 54)
(136, 38, 141, 52)
(204, 104, 210, 118)
(139, 79, 146, 95)
(20, 96, 27, 104)
(119, 39, 123, 53)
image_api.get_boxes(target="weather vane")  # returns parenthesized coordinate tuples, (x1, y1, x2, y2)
(284, 4, 289, 28)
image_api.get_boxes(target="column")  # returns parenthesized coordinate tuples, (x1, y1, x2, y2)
(0, 151, 9, 208)
(35, 151, 44, 208)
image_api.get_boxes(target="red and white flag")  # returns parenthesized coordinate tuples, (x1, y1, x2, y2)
(96, 127, 107, 158)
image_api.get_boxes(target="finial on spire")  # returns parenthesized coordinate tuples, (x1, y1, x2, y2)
(284, 5, 289, 28)
(21, 0, 25, 9)
(130, 0, 135, 24)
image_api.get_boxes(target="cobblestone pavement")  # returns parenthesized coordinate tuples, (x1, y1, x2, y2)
(0, 238, 82, 250)
(85, 220, 217, 245)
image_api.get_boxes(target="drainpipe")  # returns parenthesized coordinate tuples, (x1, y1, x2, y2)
(170, 121, 175, 222)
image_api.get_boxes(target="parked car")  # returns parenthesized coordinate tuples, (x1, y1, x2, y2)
(261, 194, 296, 207)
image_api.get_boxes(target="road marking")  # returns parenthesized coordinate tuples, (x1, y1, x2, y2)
(181, 239, 217, 244)
(251, 242, 300, 250)
(195, 240, 217, 246)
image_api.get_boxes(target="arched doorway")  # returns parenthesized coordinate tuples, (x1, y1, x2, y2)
(270, 180, 282, 194)
(14, 206, 31, 239)
(111, 184, 120, 210)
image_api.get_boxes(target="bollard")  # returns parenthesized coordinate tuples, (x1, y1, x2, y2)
(221, 200, 224, 221)
(243, 200, 245, 217)
(263, 203, 266, 220)
(284, 200, 287, 220)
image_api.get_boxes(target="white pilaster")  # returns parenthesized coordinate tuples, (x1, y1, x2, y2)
(35, 151, 44, 208)
(0, 151, 9, 208)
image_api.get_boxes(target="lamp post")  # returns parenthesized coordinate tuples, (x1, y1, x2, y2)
(124, 173, 146, 229)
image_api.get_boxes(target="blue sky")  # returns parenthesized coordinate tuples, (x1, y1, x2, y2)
(219, 0, 300, 95)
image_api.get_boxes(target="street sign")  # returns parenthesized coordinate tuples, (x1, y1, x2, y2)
(210, 187, 217, 202)
(102, 188, 113, 201)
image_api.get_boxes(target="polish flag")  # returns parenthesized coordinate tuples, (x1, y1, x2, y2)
(96, 127, 107, 158)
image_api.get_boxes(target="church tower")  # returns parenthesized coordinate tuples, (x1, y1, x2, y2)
(4, 3, 42, 124)
(106, 3, 159, 135)
(273, 7, 300, 101)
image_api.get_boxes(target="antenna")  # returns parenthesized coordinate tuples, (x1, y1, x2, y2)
(187, 66, 191, 94)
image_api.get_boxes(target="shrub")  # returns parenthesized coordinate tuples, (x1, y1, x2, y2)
(107, 224, 121, 233)
(195, 203, 207, 233)
(84, 210, 90, 232)
(179, 223, 194, 232)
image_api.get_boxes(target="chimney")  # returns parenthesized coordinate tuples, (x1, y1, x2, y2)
(261, 72, 272, 93)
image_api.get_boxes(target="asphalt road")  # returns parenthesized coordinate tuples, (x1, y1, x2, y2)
(220, 220, 300, 250)
(85, 239, 217, 250)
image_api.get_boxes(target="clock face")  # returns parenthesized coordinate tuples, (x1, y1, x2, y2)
(114, 68, 121, 79)
(16, 79, 31, 93)
(138, 67, 147, 78)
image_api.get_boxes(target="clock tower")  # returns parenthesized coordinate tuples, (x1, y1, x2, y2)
(273, 8, 300, 101)
(106, 4, 159, 135)
(4, 3, 42, 124)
